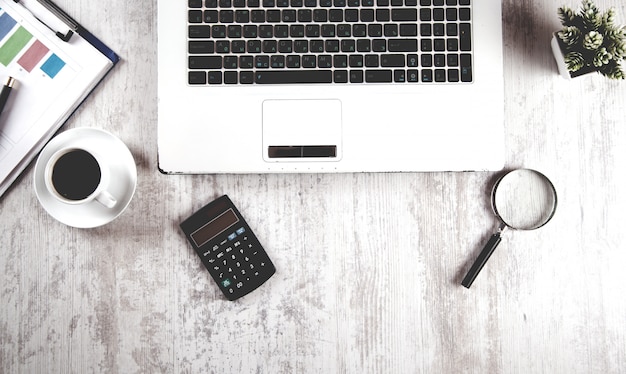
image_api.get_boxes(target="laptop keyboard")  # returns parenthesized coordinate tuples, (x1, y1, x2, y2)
(187, 0, 472, 84)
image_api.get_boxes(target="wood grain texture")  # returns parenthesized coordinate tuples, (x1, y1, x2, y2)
(2, 0, 626, 372)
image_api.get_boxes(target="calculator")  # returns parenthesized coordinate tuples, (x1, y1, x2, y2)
(180, 195, 276, 301)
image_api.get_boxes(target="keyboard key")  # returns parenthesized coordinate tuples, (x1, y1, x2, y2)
(434, 53, 445, 67)
(220, 10, 234, 23)
(353, 24, 367, 37)
(255, 70, 333, 83)
(448, 69, 459, 82)
(391, 9, 417, 21)
(388, 39, 417, 52)
(189, 56, 222, 69)
(446, 23, 458, 36)
(368, 24, 383, 37)
(298, 9, 313, 22)
(271, 55, 285, 67)
(372, 39, 386, 52)
(334, 70, 348, 82)
(460, 53, 472, 81)
(322, 24, 336, 37)
(421, 69, 433, 82)
(349, 54, 363, 67)
(243, 25, 258, 37)
(384, 24, 398, 37)
(278, 39, 293, 52)
(434, 69, 446, 82)
(399, 24, 417, 36)
(240, 55, 254, 68)
(433, 8, 444, 21)
(189, 41, 215, 54)
(459, 7, 471, 21)
(235, 10, 250, 22)
(224, 71, 238, 84)
(365, 54, 379, 67)
(314, 9, 328, 22)
(349, 70, 364, 83)
(360, 9, 374, 22)
(302, 54, 316, 67)
(255, 55, 269, 68)
(460, 23, 471, 51)
(447, 53, 458, 66)
(189, 25, 211, 38)
(275, 25, 289, 37)
(251, 10, 265, 22)
(318, 54, 333, 67)
(189, 71, 207, 84)
(365, 70, 392, 82)
(394, 69, 405, 82)
(286, 55, 301, 67)
(380, 54, 405, 67)
(189, 10, 203, 23)
(334, 54, 348, 67)
(446, 8, 457, 21)
(208, 71, 223, 84)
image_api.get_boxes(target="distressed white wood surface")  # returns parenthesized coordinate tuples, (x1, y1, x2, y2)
(1, 0, 626, 372)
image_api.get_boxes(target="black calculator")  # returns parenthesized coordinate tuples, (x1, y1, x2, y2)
(180, 195, 276, 301)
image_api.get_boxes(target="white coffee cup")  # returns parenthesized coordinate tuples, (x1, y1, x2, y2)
(44, 147, 117, 209)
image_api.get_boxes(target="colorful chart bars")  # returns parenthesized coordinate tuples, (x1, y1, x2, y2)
(0, 9, 66, 78)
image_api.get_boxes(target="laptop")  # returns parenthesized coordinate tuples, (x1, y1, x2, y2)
(157, 0, 504, 173)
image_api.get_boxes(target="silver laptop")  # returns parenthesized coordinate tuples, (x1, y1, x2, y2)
(157, 0, 504, 173)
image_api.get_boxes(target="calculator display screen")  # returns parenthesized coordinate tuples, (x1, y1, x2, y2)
(191, 209, 239, 247)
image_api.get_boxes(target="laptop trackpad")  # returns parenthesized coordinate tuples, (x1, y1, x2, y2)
(262, 99, 342, 161)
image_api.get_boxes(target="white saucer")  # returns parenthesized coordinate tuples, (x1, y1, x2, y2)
(34, 128, 137, 228)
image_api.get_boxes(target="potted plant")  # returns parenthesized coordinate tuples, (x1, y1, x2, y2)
(551, 0, 626, 79)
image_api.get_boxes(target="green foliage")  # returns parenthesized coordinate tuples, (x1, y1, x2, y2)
(557, 0, 626, 79)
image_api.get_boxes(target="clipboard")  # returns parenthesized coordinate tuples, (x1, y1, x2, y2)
(0, 0, 119, 198)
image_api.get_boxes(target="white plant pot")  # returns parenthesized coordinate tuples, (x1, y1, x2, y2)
(551, 34, 573, 80)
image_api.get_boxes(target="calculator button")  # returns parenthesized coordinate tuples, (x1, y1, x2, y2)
(228, 232, 237, 241)
(221, 278, 232, 287)
(236, 227, 246, 235)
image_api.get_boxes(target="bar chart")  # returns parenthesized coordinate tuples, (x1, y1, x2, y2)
(0, 9, 66, 78)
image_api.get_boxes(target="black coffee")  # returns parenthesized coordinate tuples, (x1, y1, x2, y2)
(51, 149, 101, 201)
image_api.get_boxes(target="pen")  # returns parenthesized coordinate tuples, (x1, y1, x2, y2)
(0, 77, 16, 117)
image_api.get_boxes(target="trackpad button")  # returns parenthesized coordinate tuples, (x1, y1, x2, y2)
(262, 99, 342, 161)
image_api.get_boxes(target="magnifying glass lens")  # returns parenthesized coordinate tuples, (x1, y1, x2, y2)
(493, 169, 557, 230)
(462, 169, 557, 289)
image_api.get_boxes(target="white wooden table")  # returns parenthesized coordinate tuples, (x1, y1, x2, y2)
(1, 0, 625, 372)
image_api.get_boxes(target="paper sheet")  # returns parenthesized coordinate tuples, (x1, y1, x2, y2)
(0, 0, 115, 197)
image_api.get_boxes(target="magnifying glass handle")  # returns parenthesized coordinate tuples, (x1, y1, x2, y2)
(461, 232, 503, 288)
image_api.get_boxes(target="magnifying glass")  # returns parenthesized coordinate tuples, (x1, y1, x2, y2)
(461, 169, 557, 288)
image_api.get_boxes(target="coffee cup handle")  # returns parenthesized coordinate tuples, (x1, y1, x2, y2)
(95, 190, 117, 209)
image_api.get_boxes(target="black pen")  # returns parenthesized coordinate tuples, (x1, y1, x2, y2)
(0, 77, 16, 116)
